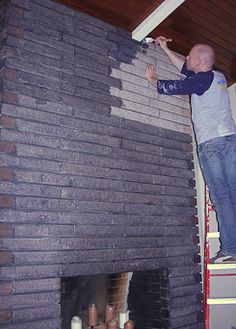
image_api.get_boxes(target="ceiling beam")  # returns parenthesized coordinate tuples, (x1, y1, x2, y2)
(132, 0, 186, 41)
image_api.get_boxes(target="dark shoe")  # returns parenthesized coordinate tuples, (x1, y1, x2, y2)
(210, 251, 236, 263)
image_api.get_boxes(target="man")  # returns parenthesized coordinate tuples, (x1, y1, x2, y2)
(146, 36, 236, 263)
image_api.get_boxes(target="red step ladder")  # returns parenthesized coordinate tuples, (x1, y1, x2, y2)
(204, 186, 236, 329)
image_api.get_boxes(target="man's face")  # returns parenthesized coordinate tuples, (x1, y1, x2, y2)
(186, 46, 201, 72)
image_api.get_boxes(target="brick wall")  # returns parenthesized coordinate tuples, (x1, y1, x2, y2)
(0, 0, 203, 328)
(110, 45, 191, 134)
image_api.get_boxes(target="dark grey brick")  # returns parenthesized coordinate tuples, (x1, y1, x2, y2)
(169, 303, 202, 318)
(163, 185, 196, 197)
(9, 0, 35, 10)
(61, 262, 114, 276)
(0, 264, 62, 279)
(6, 35, 23, 49)
(168, 312, 199, 328)
(60, 162, 112, 179)
(1, 318, 61, 329)
(75, 20, 108, 38)
(125, 225, 195, 238)
(71, 86, 121, 107)
(108, 31, 138, 49)
(0, 210, 195, 227)
(14, 224, 74, 237)
(14, 224, 124, 238)
(121, 118, 192, 143)
(168, 275, 200, 289)
(126, 247, 164, 259)
(62, 70, 121, 92)
(121, 139, 162, 155)
(61, 187, 157, 204)
(75, 10, 116, 32)
(13, 249, 124, 265)
(23, 30, 74, 55)
(0, 154, 62, 173)
(114, 259, 157, 273)
(22, 40, 61, 59)
(2, 130, 61, 149)
(62, 34, 108, 56)
(60, 92, 109, 111)
(122, 139, 192, 161)
(14, 169, 123, 190)
(19, 71, 61, 90)
(157, 255, 196, 268)
(114, 27, 133, 39)
(71, 106, 122, 127)
(20, 49, 75, 74)
(74, 44, 107, 64)
(168, 283, 202, 298)
(124, 203, 165, 216)
(155, 236, 195, 248)
(33, 0, 75, 16)
(14, 304, 61, 322)
(23, 19, 62, 40)
(8, 58, 62, 80)
(112, 147, 189, 170)
(13, 278, 60, 293)
(1, 236, 125, 251)
(23, 10, 74, 35)
(59, 115, 111, 134)
(75, 28, 113, 50)
(0, 181, 61, 198)
(110, 125, 191, 151)
(26, 2, 74, 24)
(4, 80, 62, 103)
(61, 75, 109, 94)
(180, 324, 204, 329)
(164, 245, 199, 257)
(165, 205, 196, 217)
(168, 265, 201, 277)
(0, 291, 60, 309)
(164, 294, 200, 309)
(15, 140, 113, 160)
(162, 166, 195, 179)
(162, 146, 193, 160)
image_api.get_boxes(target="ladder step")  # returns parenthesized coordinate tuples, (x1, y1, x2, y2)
(207, 232, 220, 238)
(207, 263, 236, 270)
(207, 298, 236, 305)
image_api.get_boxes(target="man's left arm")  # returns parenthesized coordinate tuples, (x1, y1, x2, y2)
(157, 71, 214, 95)
(146, 64, 214, 96)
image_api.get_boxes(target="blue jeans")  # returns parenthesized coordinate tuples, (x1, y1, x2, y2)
(198, 135, 236, 256)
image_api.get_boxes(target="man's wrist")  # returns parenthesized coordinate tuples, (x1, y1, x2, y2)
(148, 77, 158, 87)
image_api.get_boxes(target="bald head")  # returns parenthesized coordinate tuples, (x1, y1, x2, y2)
(193, 44, 215, 68)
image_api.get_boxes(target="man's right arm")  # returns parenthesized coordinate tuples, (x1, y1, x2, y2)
(155, 36, 185, 71)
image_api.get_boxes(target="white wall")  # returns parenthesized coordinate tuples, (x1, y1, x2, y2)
(229, 83, 236, 121)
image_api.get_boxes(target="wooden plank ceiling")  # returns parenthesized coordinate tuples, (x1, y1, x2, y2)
(55, 0, 236, 85)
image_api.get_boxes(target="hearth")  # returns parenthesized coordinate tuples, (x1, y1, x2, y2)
(61, 269, 173, 329)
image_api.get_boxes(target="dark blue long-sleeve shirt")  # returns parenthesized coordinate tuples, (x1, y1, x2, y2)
(157, 62, 214, 96)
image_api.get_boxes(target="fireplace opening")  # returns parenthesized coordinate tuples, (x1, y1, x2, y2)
(61, 269, 168, 329)
(61, 272, 132, 329)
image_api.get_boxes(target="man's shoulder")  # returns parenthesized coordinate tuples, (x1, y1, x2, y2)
(193, 70, 214, 83)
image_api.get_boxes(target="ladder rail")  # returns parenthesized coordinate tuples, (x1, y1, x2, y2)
(204, 185, 236, 329)
(204, 186, 210, 329)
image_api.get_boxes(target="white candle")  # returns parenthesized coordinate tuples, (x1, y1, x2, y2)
(118, 311, 129, 329)
(71, 316, 82, 329)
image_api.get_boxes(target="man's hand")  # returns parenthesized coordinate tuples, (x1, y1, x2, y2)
(155, 36, 172, 50)
(146, 65, 158, 87)
(154, 35, 184, 71)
